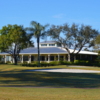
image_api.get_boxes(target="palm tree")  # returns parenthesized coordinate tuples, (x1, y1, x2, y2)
(30, 21, 48, 67)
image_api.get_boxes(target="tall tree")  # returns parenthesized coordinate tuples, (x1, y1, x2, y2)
(93, 34, 100, 52)
(0, 24, 33, 65)
(94, 35, 100, 61)
(29, 21, 48, 67)
(69, 24, 99, 60)
(48, 24, 72, 61)
(48, 23, 99, 61)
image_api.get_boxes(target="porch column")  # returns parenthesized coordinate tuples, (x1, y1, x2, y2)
(10, 56, 14, 63)
(34, 55, 37, 61)
(21, 55, 23, 63)
(90, 55, 92, 60)
(29, 55, 31, 63)
(45, 56, 47, 61)
(74, 55, 76, 61)
(54, 55, 56, 61)
(58, 54, 60, 61)
(64, 55, 66, 61)
(4, 55, 6, 63)
(80, 55, 81, 60)
(13, 57, 14, 63)
(48, 54, 50, 62)
(85, 55, 87, 59)
(10, 56, 12, 63)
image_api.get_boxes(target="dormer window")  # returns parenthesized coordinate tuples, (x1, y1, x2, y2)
(40, 41, 62, 47)
(41, 44, 47, 46)
(57, 43, 61, 47)
(49, 44, 55, 46)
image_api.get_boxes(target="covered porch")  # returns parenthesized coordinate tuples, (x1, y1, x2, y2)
(0, 53, 97, 63)
(18, 53, 67, 63)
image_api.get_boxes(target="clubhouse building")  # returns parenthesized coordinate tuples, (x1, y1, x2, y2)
(0, 41, 98, 63)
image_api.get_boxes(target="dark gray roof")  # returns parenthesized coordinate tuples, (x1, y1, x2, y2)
(20, 47, 67, 54)
(0, 52, 8, 54)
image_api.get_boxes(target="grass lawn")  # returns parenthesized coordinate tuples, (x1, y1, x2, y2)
(0, 64, 100, 100)
(0, 87, 100, 100)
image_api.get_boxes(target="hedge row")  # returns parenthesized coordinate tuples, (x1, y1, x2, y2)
(21, 61, 62, 67)
(1, 60, 100, 67)
(20, 60, 98, 67)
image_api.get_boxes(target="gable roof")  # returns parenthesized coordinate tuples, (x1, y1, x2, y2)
(69, 49, 98, 55)
(20, 47, 67, 54)
(0, 47, 98, 55)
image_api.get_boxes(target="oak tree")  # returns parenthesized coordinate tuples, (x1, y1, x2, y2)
(0, 24, 33, 65)
(48, 23, 99, 61)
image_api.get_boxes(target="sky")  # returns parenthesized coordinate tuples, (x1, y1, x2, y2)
(0, 0, 100, 43)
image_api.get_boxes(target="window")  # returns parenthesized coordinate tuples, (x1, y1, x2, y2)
(41, 44, 47, 46)
(50, 56, 54, 61)
(40, 56, 45, 61)
(23, 56, 28, 61)
(57, 43, 61, 47)
(49, 44, 55, 46)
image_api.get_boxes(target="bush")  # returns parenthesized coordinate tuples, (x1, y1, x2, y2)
(49, 61, 59, 66)
(21, 61, 28, 66)
(0, 61, 4, 64)
(74, 60, 90, 66)
(59, 61, 73, 65)
(6, 61, 11, 64)
(21, 60, 97, 67)
(40, 62, 48, 67)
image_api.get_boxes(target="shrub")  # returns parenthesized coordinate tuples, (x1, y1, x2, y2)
(21, 61, 28, 66)
(0, 61, 4, 64)
(40, 62, 48, 67)
(74, 60, 90, 66)
(6, 61, 11, 64)
(58, 61, 73, 65)
(49, 61, 59, 66)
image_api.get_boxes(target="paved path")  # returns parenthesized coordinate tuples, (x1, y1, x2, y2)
(34, 69, 100, 73)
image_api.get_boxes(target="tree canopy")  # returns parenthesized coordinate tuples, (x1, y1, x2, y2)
(28, 21, 49, 67)
(0, 21, 99, 63)
(48, 23, 99, 61)
(0, 24, 33, 64)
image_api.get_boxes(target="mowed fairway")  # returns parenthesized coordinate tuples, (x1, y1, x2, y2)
(0, 64, 100, 100)
(0, 87, 100, 100)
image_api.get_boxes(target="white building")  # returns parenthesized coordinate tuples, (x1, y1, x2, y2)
(0, 41, 98, 63)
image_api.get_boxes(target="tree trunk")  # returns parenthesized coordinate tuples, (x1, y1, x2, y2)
(65, 48, 71, 62)
(37, 36, 40, 67)
(74, 54, 76, 61)
(68, 53, 71, 62)
(14, 56, 17, 65)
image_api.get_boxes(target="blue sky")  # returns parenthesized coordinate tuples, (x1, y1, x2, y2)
(0, 0, 100, 43)
(0, 0, 100, 28)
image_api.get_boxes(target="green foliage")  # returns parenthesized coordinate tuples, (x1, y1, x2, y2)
(40, 62, 49, 67)
(93, 35, 100, 51)
(21, 61, 74, 67)
(95, 35, 100, 44)
(49, 61, 59, 66)
(30, 21, 49, 38)
(21, 61, 59, 67)
(0, 61, 4, 64)
(48, 23, 99, 61)
(59, 61, 73, 65)
(74, 60, 90, 65)
(0, 24, 33, 65)
(28, 21, 49, 67)
(6, 61, 11, 64)
(0, 56, 3, 61)
(96, 53, 100, 62)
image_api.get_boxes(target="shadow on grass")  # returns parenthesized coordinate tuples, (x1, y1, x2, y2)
(0, 69, 100, 88)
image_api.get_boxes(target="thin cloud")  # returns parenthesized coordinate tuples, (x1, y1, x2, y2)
(53, 14, 65, 19)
